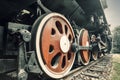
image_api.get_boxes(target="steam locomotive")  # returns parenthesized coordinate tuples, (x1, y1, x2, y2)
(0, 0, 112, 79)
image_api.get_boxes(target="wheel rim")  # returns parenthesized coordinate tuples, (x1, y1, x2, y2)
(92, 51, 98, 60)
(31, 13, 75, 78)
(78, 29, 90, 65)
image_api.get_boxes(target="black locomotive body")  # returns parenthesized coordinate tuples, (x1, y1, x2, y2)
(0, 0, 112, 80)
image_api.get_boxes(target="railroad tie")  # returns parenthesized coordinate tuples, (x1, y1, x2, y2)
(82, 72, 99, 78)
(89, 68, 104, 72)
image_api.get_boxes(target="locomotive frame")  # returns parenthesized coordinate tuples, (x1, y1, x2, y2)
(0, 0, 112, 80)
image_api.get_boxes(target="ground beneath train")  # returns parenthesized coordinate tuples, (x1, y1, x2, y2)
(0, 54, 120, 80)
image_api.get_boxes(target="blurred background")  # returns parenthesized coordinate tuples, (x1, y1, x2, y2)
(104, 0, 120, 53)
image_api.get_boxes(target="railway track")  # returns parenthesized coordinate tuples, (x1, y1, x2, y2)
(62, 54, 112, 80)
(0, 54, 112, 80)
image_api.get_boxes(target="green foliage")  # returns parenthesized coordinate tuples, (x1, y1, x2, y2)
(112, 62, 120, 80)
(112, 26, 120, 53)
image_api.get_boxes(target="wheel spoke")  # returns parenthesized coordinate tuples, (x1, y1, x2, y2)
(49, 50, 61, 65)
(42, 35, 61, 65)
(61, 23, 66, 35)
(57, 54, 64, 70)
(65, 54, 69, 65)
(66, 28, 73, 42)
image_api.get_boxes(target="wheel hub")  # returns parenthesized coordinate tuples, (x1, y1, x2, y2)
(60, 36, 70, 53)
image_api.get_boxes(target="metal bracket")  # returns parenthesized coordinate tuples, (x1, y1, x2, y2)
(17, 43, 28, 80)
(17, 43, 42, 80)
(26, 51, 42, 74)
(8, 22, 31, 42)
(8, 22, 42, 80)
(8, 22, 30, 30)
(18, 29, 31, 42)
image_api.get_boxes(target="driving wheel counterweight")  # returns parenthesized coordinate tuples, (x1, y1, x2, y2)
(31, 13, 75, 79)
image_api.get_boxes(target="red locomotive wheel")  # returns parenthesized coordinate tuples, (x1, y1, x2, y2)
(78, 29, 90, 65)
(31, 13, 75, 78)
